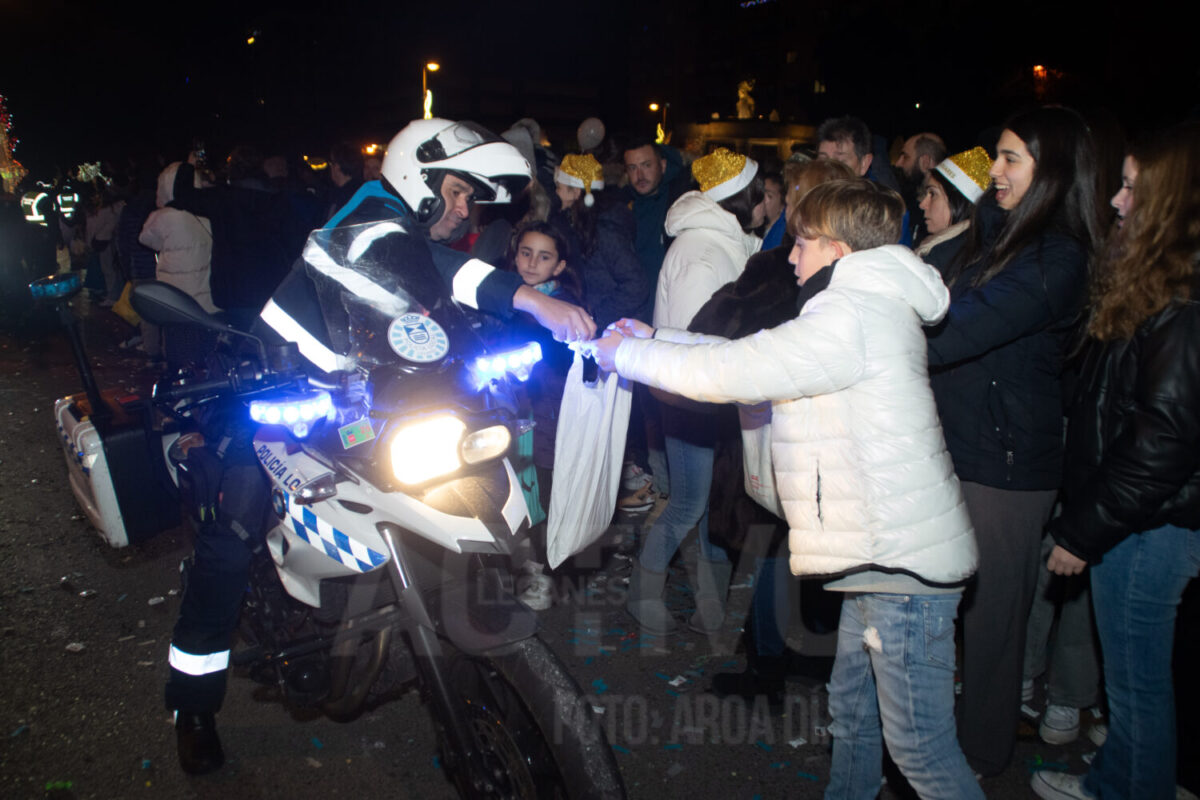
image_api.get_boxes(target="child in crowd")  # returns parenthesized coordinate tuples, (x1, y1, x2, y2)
(594, 178, 981, 799)
(502, 220, 584, 610)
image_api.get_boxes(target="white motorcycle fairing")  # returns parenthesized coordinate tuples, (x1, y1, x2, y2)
(254, 429, 529, 609)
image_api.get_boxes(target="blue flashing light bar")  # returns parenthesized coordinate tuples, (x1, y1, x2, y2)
(249, 391, 334, 438)
(29, 273, 82, 301)
(472, 342, 543, 384)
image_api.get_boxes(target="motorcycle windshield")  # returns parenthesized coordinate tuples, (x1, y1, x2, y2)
(301, 219, 480, 371)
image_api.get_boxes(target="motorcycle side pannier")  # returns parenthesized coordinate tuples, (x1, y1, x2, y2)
(55, 389, 179, 547)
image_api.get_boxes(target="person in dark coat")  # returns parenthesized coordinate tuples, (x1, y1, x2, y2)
(550, 153, 649, 331)
(619, 134, 693, 323)
(923, 106, 1104, 778)
(1031, 122, 1200, 800)
(171, 146, 309, 330)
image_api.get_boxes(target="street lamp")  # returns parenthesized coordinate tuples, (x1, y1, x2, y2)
(649, 102, 669, 144)
(423, 62, 440, 119)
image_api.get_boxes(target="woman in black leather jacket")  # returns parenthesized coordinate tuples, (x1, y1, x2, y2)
(1031, 122, 1200, 800)
(923, 106, 1104, 777)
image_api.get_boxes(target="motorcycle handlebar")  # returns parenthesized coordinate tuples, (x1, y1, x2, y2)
(153, 366, 308, 406)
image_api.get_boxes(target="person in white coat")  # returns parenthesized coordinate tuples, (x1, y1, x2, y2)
(626, 148, 764, 636)
(595, 179, 981, 800)
(139, 162, 216, 363)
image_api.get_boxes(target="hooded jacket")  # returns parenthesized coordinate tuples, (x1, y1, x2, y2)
(139, 162, 217, 312)
(654, 190, 760, 330)
(616, 245, 978, 584)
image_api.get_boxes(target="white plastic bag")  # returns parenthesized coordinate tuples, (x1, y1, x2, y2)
(739, 401, 785, 519)
(546, 354, 632, 568)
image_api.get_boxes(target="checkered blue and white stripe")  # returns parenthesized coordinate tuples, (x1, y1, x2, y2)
(287, 503, 388, 573)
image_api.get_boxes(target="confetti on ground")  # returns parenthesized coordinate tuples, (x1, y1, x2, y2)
(667, 762, 684, 777)
(663, 743, 682, 751)
(311, 737, 323, 749)
(65, 642, 85, 653)
(591, 678, 609, 695)
(796, 770, 819, 781)
(668, 675, 688, 687)
(770, 761, 788, 769)
(612, 744, 631, 754)
(788, 736, 808, 748)
(306, 757, 322, 768)
(11, 724, 28, 737)
(755, 740, 772, 752)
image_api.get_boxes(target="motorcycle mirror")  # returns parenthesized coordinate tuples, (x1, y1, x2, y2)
(131, 281, 269, 364)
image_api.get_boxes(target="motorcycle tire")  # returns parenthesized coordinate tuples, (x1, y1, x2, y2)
(439, 635, 625, 800)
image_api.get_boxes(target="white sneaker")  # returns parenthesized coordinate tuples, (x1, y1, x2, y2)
(621, 462, 653, 493)
(1040, 704, 1081, 745)
(1030, 771, 1095, 799)
(517, 573, 553, 611)
(1086, 722, 1108, 747)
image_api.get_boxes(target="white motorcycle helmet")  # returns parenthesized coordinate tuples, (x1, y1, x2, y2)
(380, 119, 531, 225)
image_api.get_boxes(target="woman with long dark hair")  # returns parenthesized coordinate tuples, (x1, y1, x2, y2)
(1031, 122, 1200, 800)
(923, 106, 1104, 777)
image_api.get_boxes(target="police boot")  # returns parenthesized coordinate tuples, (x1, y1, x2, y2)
(175, 711, 225, 775)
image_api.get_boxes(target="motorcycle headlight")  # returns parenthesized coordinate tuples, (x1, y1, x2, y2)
(460, 424, 511, 465)
(389, 416, 514, 486)
(390, 415, 466, 485)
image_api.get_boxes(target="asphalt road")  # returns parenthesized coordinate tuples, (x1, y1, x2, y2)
(0, 293, 1109, 799)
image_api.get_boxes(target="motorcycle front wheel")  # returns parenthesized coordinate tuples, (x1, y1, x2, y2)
(439, 636, 625, 800)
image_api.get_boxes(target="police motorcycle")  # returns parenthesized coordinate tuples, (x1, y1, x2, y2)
(41, 217, 625, 798)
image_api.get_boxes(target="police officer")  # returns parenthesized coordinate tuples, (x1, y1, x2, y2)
(167, 119, 596, 774)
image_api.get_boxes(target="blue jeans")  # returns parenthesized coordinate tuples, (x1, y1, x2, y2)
(826, 592, 982, 800)
(1084, 524, 1200, 800)
(638, 435, 727, 573)
(750, 554, 790, 657)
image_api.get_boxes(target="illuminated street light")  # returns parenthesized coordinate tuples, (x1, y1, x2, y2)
(423, 62, 441, 119)
(649, 102, 669, 144)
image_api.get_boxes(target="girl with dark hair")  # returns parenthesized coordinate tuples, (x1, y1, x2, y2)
(625, 148, 763, 636)
(1031, 122, 1200, 800)
(914, 146, 993, 257)
(922, 106, 1103, 777)
(501, 220, 585, 611)
(551, 153, 649, 331)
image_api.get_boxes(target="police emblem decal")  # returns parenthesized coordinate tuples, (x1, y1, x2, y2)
(271, 487, 289, 518)
(387, 313, 449, 363)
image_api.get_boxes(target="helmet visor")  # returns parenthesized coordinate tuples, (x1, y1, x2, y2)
(416, 121, 503, 164)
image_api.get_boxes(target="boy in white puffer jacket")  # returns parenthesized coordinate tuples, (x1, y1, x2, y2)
(595, 179, 981, 800)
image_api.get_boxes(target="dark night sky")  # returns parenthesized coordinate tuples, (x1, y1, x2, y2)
(2, 0, 1195, 180)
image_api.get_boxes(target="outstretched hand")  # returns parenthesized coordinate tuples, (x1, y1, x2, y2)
(613, 318, 654, 339)
(514, 286, 596, 342)
(593, 328, 625, 372)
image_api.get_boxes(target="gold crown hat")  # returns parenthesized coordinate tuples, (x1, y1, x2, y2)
(935, 146, 993, 204)
(555, 153, 605, 207)
(693, 147, 759, 202)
